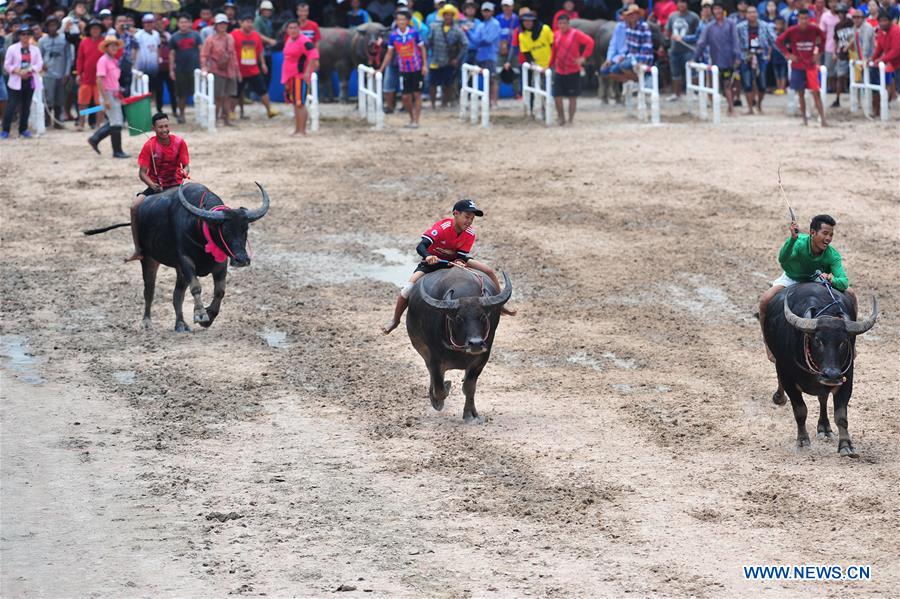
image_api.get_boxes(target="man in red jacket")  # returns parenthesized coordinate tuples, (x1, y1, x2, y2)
(776, 10, 827, 126)
(870, 11, 899, 115)
(549, 13, 594, 126)
(75, 19, 104, 131)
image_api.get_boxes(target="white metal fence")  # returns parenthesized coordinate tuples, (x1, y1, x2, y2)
(685, 62, 721, 124)
(131, 69, 149, 97)
(308, 72, 320, 132)
(460, 64, 490, 128)
(849, 60, 890, 121)
(193, 69, 216, 132)
(522, 63, 553, 126)
(357, 64, 384, 129)
(625, 64, 660, 125)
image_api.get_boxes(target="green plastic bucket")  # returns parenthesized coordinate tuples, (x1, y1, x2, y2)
(123, 93, 152, 136)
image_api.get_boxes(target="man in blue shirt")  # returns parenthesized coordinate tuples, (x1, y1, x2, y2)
(473, 2, 501, 105)
(694, 1, 741, 115)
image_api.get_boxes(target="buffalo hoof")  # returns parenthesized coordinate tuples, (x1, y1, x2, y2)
(430, 381, 450, 411)
(463, 413, 485, 425)
(838, 440, 859, 458)
(796, 437, 811, 449)
(817, 426, 835, 440)
(194, 311, 210, 324)
(141, 317, 152, 330)
(175, 321, 191, 333)
(772, 388, 787, 405)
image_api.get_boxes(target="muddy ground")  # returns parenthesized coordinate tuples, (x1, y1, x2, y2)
(2, 97, 899, 597)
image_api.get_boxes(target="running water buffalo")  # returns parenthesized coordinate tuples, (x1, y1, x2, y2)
(84, 182, 270, 332)
(763, 282, 877, 456)
(406, 267, 512, 423)
(318, 24, 386, 101)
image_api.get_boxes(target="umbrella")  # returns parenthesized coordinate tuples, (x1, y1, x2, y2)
(123, 0, 181, 14)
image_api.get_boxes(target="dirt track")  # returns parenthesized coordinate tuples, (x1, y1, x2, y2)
(2, 99, 899, 597)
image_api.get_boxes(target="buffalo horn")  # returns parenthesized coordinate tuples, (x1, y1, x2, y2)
(783, 295, 818, 333)
(481, 271, 512, 308)
(178, 183, 227, 222)
(421, 287, 460, 312)
(244, 182, 271, 222)
(844, 297, 878, 335)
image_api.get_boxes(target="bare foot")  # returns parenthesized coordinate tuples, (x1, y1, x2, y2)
(124, 251, 143, 263)
(381, 319, 399, 335)
(291, 130, 306, 136)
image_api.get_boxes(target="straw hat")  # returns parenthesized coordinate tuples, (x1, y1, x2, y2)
(99, 34, 124, 52)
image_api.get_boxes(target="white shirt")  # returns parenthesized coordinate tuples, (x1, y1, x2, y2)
(134, 29, 160, 73)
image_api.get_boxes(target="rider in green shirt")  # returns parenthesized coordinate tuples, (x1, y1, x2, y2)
(758, 214, 857, 361)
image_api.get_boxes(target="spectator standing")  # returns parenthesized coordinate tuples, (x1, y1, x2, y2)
(497, 0, 520, 50)
(39, 15, 73, 128)
(728, 0, 749, 24)
(2, 25, 41, 139)
(771, 16, 789, 93)
(737, 5, 775, 113)
(296, 2, 321, 49)
(88, 35, 128, 158)
(254, 0, 276, 86)
(99, 7, 113, 33)
(134, 14, 163, 113)
(763, 0, 779, 22)
(169, 13, 201, 124)
(549, 13, 594, 125)
(0, 17, 7, 122)
(473, 2, 500, 105)
(694, 1, 741, 115)
(194, 6, 213, 32)
(666, 0, 701, 100)
(368, 0, 397, 26)
(832, 4, 851, 106)
(200, 13, 239, 126)
(653, 0, 678, 29)
(818, 0, 839, 90)
(553, 0, 579, 31)
(460, 0, 479, 64)
(222, 1, 239, 32)
(346, 0, 372, 27)
(75, 19, 103, 130)
(870, 10, 900, 114)
(847, 8, 874, 80)
(427, 3, 467, 108)
(378, 9, 427, 128)
(115, 14, 138, 98)
(776, 9, 828, 125)
(281, 19, 319, 136)
(232, 14, 277, 119)
(518, 10, 554, 70)
(156, 16, 176, 114)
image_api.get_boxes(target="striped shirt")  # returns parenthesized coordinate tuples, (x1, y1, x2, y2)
(624, 21, 654, 65)
(389, 26, 424, 73)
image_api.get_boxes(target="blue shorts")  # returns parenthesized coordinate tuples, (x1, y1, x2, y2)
(384, 63, 399, 93)
(740, 60, 767, 91)
(669, 51, 692, 81)
(869, 67, 894, 87)
(600, 56, 636, 76)
(477, 59, 497, 74)
(789, 67, 820, 92)
(429, 65, 457, 88)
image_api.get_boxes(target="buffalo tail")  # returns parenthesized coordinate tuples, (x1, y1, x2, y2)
(83, 222, 131, 236)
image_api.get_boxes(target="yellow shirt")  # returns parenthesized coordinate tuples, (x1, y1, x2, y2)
(519, 25, 554, 68)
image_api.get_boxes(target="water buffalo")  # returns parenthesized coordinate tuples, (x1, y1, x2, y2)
(84, 182, 270, 332)
(319, 23, 386, 102)
(406, 267, 512, 423)
(763, 282, 877, 456)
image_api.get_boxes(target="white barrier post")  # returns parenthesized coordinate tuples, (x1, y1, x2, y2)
(521, 63, 553, 126)
(818, 64, 827, 116)
(308, 72, 320, 132)
(685, 62, 719, 123)
(635, 64, 660, 125)
(849, 60, 889, 121)
(192, 69, 216, 132)
(460, 64, 489, 128)
(356, 64, 384, 129)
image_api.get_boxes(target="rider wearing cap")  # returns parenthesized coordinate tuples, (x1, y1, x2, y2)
(382, 199, 515, 334)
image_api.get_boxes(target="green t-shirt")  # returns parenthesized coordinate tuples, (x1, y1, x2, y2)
(778, 233, 849, 291)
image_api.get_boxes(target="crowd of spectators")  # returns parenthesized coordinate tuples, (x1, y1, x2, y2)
(2, 0, 898, 138)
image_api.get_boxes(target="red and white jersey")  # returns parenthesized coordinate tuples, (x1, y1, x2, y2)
(422, 218, 476, 261)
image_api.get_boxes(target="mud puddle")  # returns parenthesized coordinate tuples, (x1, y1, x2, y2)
(0, 335, 44, 385)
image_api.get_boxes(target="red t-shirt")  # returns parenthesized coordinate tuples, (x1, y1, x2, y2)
(138, 134, 190, 189)
(231, 29, 263, 77)
(422, 218, 476, 262)
(653, 1, 677, 29)
(76, 37, 104, 85)
(299, 19, 321, 44)
(776, 24, 825, 70)
(550, 28, 595, 75)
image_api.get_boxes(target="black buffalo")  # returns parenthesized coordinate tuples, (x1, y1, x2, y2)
(85, 182, 270, 332)
(406, 267, 512, 423)
(763, 282, 877, 456)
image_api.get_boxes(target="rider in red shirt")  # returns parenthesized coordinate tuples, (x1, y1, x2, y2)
(126, 113, 191, 262)
(382, 199, 515, 334)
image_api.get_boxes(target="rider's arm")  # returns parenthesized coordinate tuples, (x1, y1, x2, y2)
(777, 234, 798, 267)
(826, 251, 849, 291)
(416, 237, 433, 259)
(139, 166, 161, 191)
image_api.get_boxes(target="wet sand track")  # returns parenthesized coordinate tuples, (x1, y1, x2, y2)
(2, 101, 899, 597)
